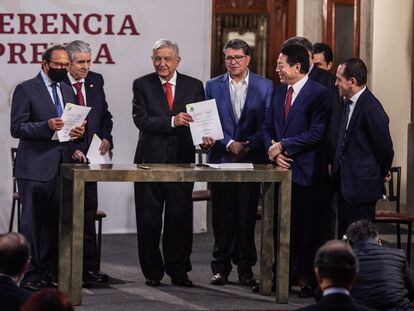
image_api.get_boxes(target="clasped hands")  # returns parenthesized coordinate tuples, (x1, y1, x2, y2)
(48, 118, 86, 140)
(268, 140, 292, 169)
(228, 140, 249, 162)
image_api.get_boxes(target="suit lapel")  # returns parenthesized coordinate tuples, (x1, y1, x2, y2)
(283, 80, 312, 135)
(174, 72, 186, 113)
(238, 73, 257, 123)
(35, 73, 57, 116)
(342, 89, 367, 150)
(219, 74, 237, 126)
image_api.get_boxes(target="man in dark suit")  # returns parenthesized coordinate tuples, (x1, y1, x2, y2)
(205, 39, 273, 286)
(263, 44, 331, 296)
(298, 240, 375, 311)
(64, 40, 114, 284)
(132, 39, 205, 287)
(0, 233, 32, 311)
(282, 37, 340, 243)
(10, 45, 86, 291)
(333, 58, 394, 238)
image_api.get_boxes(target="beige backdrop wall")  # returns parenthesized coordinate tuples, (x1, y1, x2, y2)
(0, 0, 212, 233)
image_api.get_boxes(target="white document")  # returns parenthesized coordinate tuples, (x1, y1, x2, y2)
(206, 163, 254, 169)
(52, 103, 91, 142)
(186, 99, 224, 145)
(86, 134, 112, 164)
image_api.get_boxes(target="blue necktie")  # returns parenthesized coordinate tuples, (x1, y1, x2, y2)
(51, 83, 63, 117)
(333, 99, 352, 173)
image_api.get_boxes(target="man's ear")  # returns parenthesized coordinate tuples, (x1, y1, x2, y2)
(314, 267, 321, 284)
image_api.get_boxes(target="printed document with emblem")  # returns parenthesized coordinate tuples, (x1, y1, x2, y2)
(52, 103, 91, 142)
(186, 99, 224, 145)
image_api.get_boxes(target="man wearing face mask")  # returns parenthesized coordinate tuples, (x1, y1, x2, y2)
(10, 44, 86, 291)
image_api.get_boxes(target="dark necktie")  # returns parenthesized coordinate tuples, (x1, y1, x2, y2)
(164, 82, 174, 111)
(51, 83, 63, 117)
(333, 99, 352, 172)
(284, 86, 294, 119)
(73, 82, 85, 106)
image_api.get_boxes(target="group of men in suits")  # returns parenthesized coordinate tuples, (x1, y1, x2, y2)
(132, 36, 394, 294)
(10, 41, 113, 291)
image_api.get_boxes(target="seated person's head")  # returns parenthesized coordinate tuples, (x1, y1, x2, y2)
(0, 232, 30, 281)
(345, 220, 380, 247)
(314, 240, 358, 290)
(21, 289, 73, 311)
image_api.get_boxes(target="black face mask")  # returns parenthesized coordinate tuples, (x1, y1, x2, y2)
(48, 67, 68, 82)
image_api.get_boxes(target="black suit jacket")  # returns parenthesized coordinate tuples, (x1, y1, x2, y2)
(63, 71, 114, 154)
(0, 276, 32, 311)
(298, 293, 375, 311)
(10, 72, 76, 181)
(132, 71, 205, 164)
(338, 88, 394, 203)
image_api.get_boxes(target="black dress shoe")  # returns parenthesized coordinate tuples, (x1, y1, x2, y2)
(145, 279, 161, 287)
(298, 285, 315, 298)
(239, 273, 257, 286)
(211, 273, 228, 285)
(251, 283, 276, 293)
(83, 270, 108, 283)
(21, 280, 43, 292)
(171, 277, 193, 287)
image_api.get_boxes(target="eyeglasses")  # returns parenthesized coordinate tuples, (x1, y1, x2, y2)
(224, 55, 247, 63)
(48, 60, 70, 68)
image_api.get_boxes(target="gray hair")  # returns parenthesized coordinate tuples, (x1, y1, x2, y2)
(65, 40, 92, 62)
(152, 39, 180, 57)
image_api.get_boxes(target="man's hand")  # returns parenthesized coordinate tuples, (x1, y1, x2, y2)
(72, 149, 87, 163)
(275, 153, 293, 169)
(69, 120, 86, 140)
(48, 118, 64, 131)
(173, 112, 193, 127)
(384, 171, 392, 182)
(268, 140, 282, 161)
(99, 138, 110, 155)
(228, 141, 249, 162)
(200, 136, 215, 151)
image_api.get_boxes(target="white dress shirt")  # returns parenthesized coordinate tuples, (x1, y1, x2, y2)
(287, 74, 308, 107)
(346, 86, 366, 129)
(158, 71, 177, 128)
(67, 73, 87, 106)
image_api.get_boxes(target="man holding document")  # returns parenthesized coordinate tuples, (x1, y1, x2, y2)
(205, 39, 273, 286)
(64, 40, 114, 285)
(10, 45, 86, 291)
(132, 39, 205, 287)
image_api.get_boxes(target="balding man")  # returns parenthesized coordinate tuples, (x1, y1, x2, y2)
(0, 233, 32, 310)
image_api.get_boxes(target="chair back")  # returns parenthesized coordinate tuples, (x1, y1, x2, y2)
(384, 166, 401, 213)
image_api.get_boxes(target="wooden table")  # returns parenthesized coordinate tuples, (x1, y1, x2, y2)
(59, 164, 291, 305)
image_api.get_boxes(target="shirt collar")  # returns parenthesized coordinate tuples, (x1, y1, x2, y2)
(159, 71, 177, 86)
(348, 86, 366, 104)
(288, 75, 308, 95)
(40, 70, 58, 87)
(323, 287, 350, 297)
(228, 70, 250, 87)
(67, 73, 85, 85)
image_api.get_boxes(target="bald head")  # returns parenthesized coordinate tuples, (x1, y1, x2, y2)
(314, 240, 358, 289)
(0, 232, 30, 278)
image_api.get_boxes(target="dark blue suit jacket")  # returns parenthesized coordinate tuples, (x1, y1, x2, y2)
(0, 276, 31, 311)
(263, 78, 331, 186)
(10, 72, 76, 182)
(63, 71, 114, 154)
(205, 72, 273, 164)
(338, 88, 393, 203)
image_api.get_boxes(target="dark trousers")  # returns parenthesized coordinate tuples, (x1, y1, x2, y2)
(134, 182, 194, 280)
(83, 182, 99, 271)
(210, 182, 260, 276)
(337, 189, 376, 239)
(17, 171, 60, 283)
(290, 183, 321, 285)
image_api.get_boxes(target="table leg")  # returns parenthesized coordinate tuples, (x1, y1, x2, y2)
(260, 182, 275, 295)
(59, 175, 85, 305)
(275, 176, 291, 303)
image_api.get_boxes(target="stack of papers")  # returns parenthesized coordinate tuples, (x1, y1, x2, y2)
(205, 163, 254, 169)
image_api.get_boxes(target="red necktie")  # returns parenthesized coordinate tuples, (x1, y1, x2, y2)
(284, 86, 294, 119)
(164, 82, 174, 111)
(73, 82, 85, 106)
